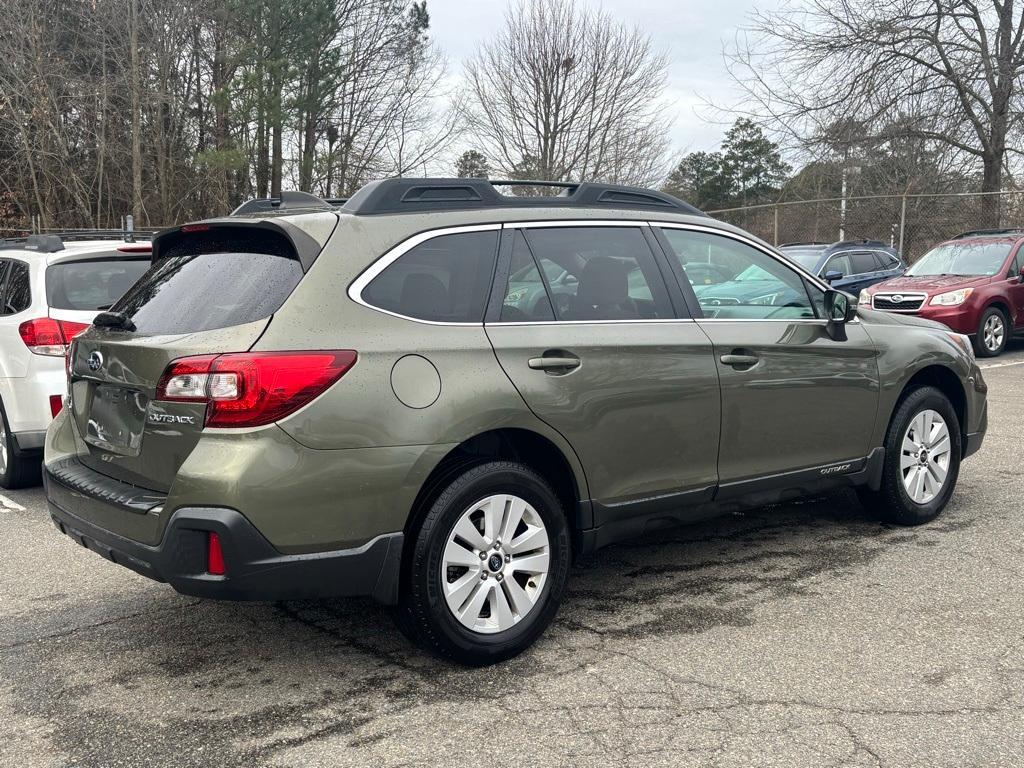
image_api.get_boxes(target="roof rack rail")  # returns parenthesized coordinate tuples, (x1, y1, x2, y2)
(340, 177, 703, 216)
(0, 234, 65, 253)
(778, 241, 830, 247)
(832, 238, 890, 249)
(952, 227, 1024, 239)
(232, 191, 338, 216)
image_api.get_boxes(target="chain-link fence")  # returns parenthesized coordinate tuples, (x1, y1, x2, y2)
(706, 191, 1024, 261)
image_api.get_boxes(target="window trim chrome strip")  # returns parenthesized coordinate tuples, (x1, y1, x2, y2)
(503, 219, 648, 229)
(348, 218, 856, 327)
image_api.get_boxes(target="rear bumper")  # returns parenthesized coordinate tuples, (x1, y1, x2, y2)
(45, 472, 403, 604)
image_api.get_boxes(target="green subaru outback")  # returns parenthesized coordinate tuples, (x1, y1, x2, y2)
(44, 179, 988, 664)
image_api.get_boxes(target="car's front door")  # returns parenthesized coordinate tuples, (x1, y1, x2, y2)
(655, 225, 880, 490)
(1005, 247, 1024, 328)
(485, 223, 721, 528)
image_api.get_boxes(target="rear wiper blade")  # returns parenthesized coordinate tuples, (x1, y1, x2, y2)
(93, 310, 136, 332)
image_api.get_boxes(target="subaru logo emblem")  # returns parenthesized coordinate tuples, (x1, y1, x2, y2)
(87, 351, 103, 372)
(890, 294, 904, 303)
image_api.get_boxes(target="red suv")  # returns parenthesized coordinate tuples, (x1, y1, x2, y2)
(860, 229, 1024, 356)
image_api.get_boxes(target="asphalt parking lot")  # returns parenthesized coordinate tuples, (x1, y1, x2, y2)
(2, 344, 1023, 768)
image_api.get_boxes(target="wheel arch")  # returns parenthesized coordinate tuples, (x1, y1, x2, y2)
(893, 365, 968, 456)
(982, 298, 1012, 322)
(401, 428, 588, 571)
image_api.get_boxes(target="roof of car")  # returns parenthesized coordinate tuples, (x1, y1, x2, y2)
(779, 239, 895, 253)
(0, 236, 151, 265)
(948, 228, 1024, 244)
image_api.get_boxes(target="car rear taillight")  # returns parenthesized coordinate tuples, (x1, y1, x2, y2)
(207, 532, 226, 575)
(49, 394, 64, 418)
(155, 351, 357, 428)
(19, 319, 90, 357)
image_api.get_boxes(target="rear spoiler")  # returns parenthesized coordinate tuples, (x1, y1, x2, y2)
(151, 219, 329, 272)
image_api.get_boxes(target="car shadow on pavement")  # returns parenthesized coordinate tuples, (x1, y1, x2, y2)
(2, 486, 979, 768)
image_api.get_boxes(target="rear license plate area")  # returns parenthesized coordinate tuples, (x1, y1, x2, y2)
(84, 384, 149, 456)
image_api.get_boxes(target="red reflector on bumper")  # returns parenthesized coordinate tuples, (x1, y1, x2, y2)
(207, 532, 226, 575)
(49, 394, 63, 418)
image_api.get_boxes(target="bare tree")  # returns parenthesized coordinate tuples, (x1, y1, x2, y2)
(464, 0, 672, 186)
(728, 0, 1024, 225)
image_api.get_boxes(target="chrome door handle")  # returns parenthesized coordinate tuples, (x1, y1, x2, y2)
(720, 353, 759, 367)
(528, 356, 581, 371)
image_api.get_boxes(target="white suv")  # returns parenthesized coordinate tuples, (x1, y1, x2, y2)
(0, 234, 151, 487)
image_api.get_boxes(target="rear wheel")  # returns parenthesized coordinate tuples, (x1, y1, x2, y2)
(857, 386, 960, 525)
(0, 401, 40, 490)
(974, 306, 1008, 357)
(396, 461, 571, 665)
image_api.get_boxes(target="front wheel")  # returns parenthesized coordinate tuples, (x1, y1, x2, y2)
(858, 386, 961, 525)
(974, 306, 1008, 357)
(396, 461, 571, 665)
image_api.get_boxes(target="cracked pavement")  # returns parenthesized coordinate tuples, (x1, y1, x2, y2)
(2, 345, 1023, 767)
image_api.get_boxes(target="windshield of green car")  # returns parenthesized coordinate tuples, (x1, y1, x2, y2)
(906, 242, 1012, 277)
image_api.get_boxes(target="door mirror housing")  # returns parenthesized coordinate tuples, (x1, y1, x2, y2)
(823, 270, 844, 283)
(1018, 264, 1024, 279)
(824, 289, 856, 325)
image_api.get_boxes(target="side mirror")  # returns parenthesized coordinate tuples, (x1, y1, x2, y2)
(1018, 264, 1024, 279)
(824, 289, 856, 325)
(824, 270, 844, 283)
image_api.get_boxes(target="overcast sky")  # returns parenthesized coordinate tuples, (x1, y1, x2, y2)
(429, 0, 761, 158)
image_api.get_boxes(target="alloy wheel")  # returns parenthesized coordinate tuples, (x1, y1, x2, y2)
(983, 313, 1005, 353)
(441, 494, 550, 634)
(900, 409, 952, 504)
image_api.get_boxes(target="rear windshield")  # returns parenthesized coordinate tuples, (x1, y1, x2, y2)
(110, 229, 304, 335)
(780, 249, 823, 272)
(45, 257, 151, 311)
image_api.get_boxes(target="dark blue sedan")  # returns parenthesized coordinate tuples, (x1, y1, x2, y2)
(778, 240, 905, 295)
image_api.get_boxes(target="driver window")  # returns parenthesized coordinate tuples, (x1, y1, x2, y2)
(659, 228, 817, 320)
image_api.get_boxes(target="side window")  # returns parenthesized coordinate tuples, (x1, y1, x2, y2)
(876, 252, 899, 270)
(522, 227, 672, 321)
(4, 261, 31, 314)
(0, 260, 10, 315)
(500, 232, 555, 321)
(361, 230, 499, 323)
(824, 252, 852, 276)
(1008, 250, 1022, 278)
(850, 251, 878, 275)
(659, 228, 816, 320)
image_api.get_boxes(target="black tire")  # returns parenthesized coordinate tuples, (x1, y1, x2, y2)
(857, 386, 961, 525)
(396, 461, 571, 665)
(0, 400, 40, 490)
(973, 306, 1009, 357)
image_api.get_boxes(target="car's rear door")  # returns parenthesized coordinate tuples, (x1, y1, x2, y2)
(654, 224, 880, 491)
(66, 219, 335, 491)
(485, 222, 721, 529)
